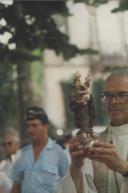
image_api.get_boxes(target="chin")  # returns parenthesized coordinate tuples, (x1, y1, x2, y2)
(111, 118, 124, 126)
(109, 110, 122, 119)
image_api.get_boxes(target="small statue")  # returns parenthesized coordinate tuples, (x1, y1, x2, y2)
(82, 75, 91, 105)
(69, 71, 95, 148)
(69, 71, 86, 107)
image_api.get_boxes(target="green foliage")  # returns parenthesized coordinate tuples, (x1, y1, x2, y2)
(31, 58, 43, 103)
(61, 80, 76, 130)
(92, 79, 108, 125)
(112, 0, 128, 12)
(0, 63, 18, 133)
(0, 1, 97, 62)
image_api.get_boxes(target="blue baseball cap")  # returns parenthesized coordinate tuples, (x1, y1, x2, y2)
(24, 106, 49, 124)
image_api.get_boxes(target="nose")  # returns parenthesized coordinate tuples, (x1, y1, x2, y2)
(110, 96, 120, 104)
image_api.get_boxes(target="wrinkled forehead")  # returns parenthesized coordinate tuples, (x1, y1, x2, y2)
(105, 75, 128, 92)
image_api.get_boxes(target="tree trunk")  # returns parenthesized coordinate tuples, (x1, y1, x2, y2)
(16, 62, 33, 144)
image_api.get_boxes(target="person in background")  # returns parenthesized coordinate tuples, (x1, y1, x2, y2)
(10, 106, 70, 193)
(63, 133, 72, 149)
(0, 172, 12, 193)
(0, 129, 20, 193)
(0, 129, 20, 177)
(57, 133, 72, 163)
(57, 68, 128, 193)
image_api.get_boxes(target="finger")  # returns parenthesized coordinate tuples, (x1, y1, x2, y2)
(89, 145, 117, 157)
(71, 148, 84, 159)
(90, 147, 110, 154)
(89, 152, 110, 158)
(88, 152, 112, 163)
(69, 142, 81, 153)
(70, 137, 79, 143)
(93, 140, 114, 148)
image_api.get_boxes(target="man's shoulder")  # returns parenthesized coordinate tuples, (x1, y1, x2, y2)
(13, 143, 31, 163)
(50, 139, 61, 149)
(50, 139, 67, 153)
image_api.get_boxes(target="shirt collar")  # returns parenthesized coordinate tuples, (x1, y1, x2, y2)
(45, 138, 54, 150)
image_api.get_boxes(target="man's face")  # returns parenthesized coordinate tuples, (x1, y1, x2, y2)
(2, 134, 19, 157)
(25, 119, 48, 143)
(104, 76, 128, 126)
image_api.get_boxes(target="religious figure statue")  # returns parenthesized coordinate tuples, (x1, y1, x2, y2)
(69, 71, 95, 148)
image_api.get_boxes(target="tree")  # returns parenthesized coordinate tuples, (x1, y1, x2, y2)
(0, 1, 97, 61)
(0, 0, 98, 140)
(112, 0, 128, 12)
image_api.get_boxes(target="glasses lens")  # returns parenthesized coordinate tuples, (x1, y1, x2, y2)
(2, 142, 13, 147)
(101, 91, 128, 103)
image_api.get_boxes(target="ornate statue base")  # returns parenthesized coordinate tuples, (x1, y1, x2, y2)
(77, 131, 95, 149)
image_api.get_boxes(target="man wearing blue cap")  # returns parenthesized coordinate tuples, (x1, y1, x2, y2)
(10, 106, 70, 193)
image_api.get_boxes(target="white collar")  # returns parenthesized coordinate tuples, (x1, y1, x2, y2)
(109, 123, 128, 135)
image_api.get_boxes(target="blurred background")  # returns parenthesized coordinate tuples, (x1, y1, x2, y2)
(0, 0, 128, 148)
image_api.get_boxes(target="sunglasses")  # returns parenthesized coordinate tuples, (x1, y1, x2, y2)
(1, 141, 13, 147)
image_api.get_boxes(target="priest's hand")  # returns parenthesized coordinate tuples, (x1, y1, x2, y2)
(69, 137, 90, 168)
(69, 137, 89, 193)
(88, 140, 128, 174)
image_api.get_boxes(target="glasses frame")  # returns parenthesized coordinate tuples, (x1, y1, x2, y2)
(1, 141, 13, 147)
(101, 91, 128, 104)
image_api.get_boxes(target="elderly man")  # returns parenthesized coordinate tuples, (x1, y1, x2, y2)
(57, 68, 128, 193)
(0, 129, 20, 177)
(0, 129, 20, 193)
(10, 106, 70, 193)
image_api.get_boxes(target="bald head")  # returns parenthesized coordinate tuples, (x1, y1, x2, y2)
(2, 129, 20, 158)
(106, 68, 128, 83)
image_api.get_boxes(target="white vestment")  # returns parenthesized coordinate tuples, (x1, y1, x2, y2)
(0, 154, 16, 178)
(57, 124, 128, 193)
(0, 172, 12, 193)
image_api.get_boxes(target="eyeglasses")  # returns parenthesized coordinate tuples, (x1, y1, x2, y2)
(101, 91, 128, 104)
(1, 142, 13, 147)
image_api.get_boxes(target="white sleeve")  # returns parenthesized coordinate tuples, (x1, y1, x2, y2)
(84, 174, 98, 193)
(0, 172, 12, 193)
(121, 177, 128, 193)
(57, 170, 77, 193)
(57, 167, 97, 193)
